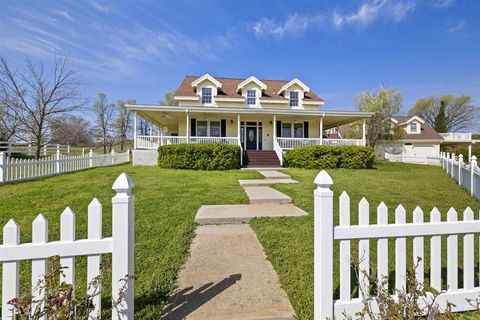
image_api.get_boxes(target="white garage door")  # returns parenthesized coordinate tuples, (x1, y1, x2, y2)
(412, 145, 436, 157)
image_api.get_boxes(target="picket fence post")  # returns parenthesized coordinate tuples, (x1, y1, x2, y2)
(111, 149, 115, 165)
(458, 154, 463, 185)
(451, 153, 455, 178)
(314, 170, 334, 319)
(2, 220, 20, 320)
(472, 156, 477, 197)
(28, 143, 32, 156)
(67, 145, 70, 154)
(0, 152, 5, 183)
(43, 145, 47, 156)
(89, 149, 94, 168)
(111, 173, 135, 320)
(56, 146, 61, 174)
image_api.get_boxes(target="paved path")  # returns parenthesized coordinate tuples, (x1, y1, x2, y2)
(163, 170, 306, 320)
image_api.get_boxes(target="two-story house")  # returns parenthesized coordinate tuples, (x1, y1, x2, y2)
(127, 74, 373, 166)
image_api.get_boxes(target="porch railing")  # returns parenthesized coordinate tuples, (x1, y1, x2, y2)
(276, 137, 364, 149)
(136, 135, 239, 149)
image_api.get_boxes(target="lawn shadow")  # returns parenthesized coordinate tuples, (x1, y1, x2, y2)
(161, 273, 242, 320)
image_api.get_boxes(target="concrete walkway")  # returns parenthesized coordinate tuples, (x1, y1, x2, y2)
(163, 170, 306, 320)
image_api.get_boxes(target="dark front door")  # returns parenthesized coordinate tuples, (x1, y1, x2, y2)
(246, 127, 257, 150)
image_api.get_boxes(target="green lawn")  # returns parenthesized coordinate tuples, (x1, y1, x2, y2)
(250, 161, 480, 319)
(0, 164, 261, 318)
(2, 162, 480, 319)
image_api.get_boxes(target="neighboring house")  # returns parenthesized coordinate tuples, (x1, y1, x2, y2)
(376, 115, 479, 165)
(126, 74, 373, 166)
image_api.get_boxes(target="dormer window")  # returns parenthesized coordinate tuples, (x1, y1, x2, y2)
(201, 87, 212, 104)
(289, 91, 299, 107)
(410, 122, 418, 133)
(246, 89, 256, 106)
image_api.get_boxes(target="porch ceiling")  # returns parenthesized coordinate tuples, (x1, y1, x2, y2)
(129, 104, 372, 130)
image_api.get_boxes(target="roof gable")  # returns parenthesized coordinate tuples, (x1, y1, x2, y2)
(236, 76, 267, 92)
(279, 78, 310, 94)
(191, 73, 222, 89)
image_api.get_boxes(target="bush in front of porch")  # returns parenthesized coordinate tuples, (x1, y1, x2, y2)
(158, 143, 241, 170)
(284, 145, 375, 169)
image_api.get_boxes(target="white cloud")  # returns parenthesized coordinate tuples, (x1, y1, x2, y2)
(90, 1, 110, 13)
(448, 20, 465, 33)
(333, 0, 416, 28)
(53, 10, 73, 21)
(253, 13, 324, 38)
(432, 0, 455, 8)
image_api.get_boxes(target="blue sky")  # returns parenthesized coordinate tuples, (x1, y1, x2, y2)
(0, 0, 479, 117)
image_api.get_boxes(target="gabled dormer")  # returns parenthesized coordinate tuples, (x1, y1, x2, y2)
(236, 76, 267, 108)
(278, 78, 311, 109)
(392, 116, 424, 134)
(191, 73, 222, 106)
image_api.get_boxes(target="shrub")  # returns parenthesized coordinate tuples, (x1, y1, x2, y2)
(158, 143, 240, 170)
(284, 145, 375, 169)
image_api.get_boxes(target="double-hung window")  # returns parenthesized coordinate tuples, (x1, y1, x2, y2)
(410, 122, 418, 133)
(246, 89, 256, 106)
(289, 91, 299, 107)
(282, 123, 292, 137)
(210, 121, 221, 137)
(294, 123, 303, 138)
(201, 87, 212, 104)
(197, 120, 208, 136)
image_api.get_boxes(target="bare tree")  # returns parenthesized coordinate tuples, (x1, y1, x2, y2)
(0, 56, 85, 158)
(0, 101, 20, 141)
(49, 115, 93, 146)
(115, 99, 135, 151)
(92, 93, 116, 153)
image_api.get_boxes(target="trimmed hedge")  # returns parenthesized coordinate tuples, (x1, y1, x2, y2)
(284, 145, 375, 169)
(158, 143, 241, 170)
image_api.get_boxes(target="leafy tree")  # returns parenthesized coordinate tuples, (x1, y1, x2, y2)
(49, 115, 93, 146)
(0, 56, 85, 159)
(92, 93, 116, 153)
(115, 99, 135, 151)
(409, 95, 479, 132)
(433, 100, 447, 133)
(159, 91, 177, 106)
(354, 86, 403, 147)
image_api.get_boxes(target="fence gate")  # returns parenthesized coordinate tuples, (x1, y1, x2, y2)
(0, 173, 135, 319)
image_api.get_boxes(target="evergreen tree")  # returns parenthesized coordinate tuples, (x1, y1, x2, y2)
(434, 100, 447, 133)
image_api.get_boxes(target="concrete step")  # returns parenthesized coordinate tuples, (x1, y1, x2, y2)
(243, 186, 292, 204)
(238, 179, 297, 187)
(162, 225, 296, 320)
(195, 203, 307, 225)
(258, 170, 291, 180)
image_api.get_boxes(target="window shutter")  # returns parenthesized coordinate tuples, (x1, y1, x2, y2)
(304, 121, 309, 138)
(220, 119, 226, 137)
(191, 118, 196, 136)
(276, 121, 282, 137)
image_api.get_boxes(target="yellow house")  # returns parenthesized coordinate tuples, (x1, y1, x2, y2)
(127, 74, 372, 166)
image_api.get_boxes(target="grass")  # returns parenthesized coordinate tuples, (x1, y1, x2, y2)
(250, 161, 480, 320)
(0, 164, 261, 318)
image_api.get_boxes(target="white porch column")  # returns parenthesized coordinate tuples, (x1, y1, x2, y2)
(273, 115, 277, 141)
(186, 110, 190, 143)
(319, 116, 324, 145)
(362, 118, 367, 146)
(237, 114, 242, 166)
(468, 143, 472, 163)
(133, 112, 137, 150)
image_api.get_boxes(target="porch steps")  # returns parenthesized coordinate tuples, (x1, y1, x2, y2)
(243, 150, 281, 168)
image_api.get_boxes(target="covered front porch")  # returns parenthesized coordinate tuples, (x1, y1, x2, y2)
(127, 104, 371, 165)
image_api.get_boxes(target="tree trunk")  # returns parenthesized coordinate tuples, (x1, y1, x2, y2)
(35, 137, 42, 160)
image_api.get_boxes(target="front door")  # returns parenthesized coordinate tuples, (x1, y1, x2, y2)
(246, 127, 257, 150)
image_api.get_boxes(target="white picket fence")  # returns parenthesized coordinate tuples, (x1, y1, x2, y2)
(0, 142, 71, 156)
(0, 150, 130, 183)
(314, 170, 480, 319)
(0, 173, 135, 319)
(440, 152, 480, 201)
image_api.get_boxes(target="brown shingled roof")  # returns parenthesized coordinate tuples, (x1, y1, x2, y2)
(175, 75, 325, 102)
(392, 116, 444, 140)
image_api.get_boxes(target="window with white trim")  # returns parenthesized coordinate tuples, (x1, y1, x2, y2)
(246, 89, 256, 106)
(410, 122, 418, 133)
(201, 87, 212, 104)
(289, 91, 299, 107)
(197, 120, 208, 136)
(282, 123, 292, 137)
(210, 121, 221, 137)
(294, 123, 304, 138)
